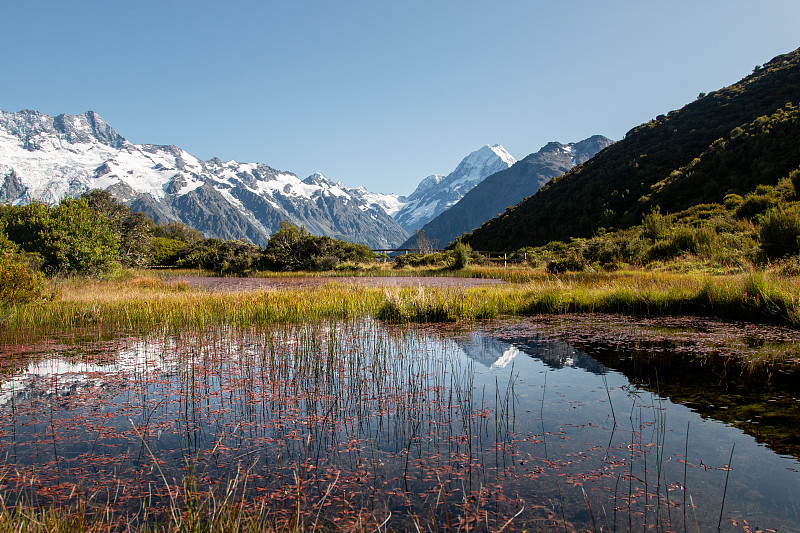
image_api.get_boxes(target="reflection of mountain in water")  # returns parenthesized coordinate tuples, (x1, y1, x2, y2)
(0, 340, 175, 407)
(456, 331, 608, 375)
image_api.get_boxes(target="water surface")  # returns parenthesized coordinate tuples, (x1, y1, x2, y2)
(0, 317, 798, 531)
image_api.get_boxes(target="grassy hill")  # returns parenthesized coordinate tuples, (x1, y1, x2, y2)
(463, 47, 800, 251)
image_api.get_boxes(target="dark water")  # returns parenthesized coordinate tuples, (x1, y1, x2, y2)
(0, 317, 798, 531)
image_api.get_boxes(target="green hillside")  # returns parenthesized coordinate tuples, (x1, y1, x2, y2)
(464, 47, 800, 251)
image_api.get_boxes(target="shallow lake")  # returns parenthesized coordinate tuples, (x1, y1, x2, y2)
(0, 316, 798, 531)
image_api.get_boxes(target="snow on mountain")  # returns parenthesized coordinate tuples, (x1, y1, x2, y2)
(391, 145, 517, 233)
(344, 186, 405, 216)
(399, 135, 614, 250)
(0, 109, 409, 248)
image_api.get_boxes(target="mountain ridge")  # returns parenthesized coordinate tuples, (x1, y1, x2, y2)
(463, 47, 800, 251)
(402, 135, 613, 249)
(391, 144, 517, 232)
(0, 109, 409, 248)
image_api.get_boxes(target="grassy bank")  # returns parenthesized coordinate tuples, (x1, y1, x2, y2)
(1, 269, 798, 335)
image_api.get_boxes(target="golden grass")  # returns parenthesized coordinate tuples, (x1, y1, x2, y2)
(1, 270, 799, 335)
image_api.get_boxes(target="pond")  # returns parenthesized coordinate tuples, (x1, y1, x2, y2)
(0, 316, 798, 531)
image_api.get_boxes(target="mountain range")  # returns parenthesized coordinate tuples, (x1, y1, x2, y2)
(0, 110, 523, 248)
(400, 136, 612, 249)
(0, 110, 413, 248)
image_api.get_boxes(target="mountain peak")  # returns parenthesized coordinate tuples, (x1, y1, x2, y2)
(460, 144, 517, 169)
(303, 172, 333, 186)
(486, 144, 517, 166)
(0, 109, 127, 151)
(399, 135, 612, 250)
(392, 144, 517, 232)
(54, 111, 127, 148)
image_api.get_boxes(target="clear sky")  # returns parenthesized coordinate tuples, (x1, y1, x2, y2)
(2, 1, 799, 195)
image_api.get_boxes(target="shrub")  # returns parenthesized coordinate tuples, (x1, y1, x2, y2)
(723, 194, 744, 210)
(546, 251, 586, 274)
(617, 233, 648, 265)
(646, 225, 716, 261)
(310, 255, 338, 271)
(0, 257, 48, 306)
(153, 220, 203, 243)
(790, 168, 800, 197)
(735, 187, 780, 220)
(642, 207, 668, 241)
(152, 237, 185, 266)
(759, 205, 800, 258)
(393, 252, 447, 268)
(262, 221, 375, 271)
(584, 236, 618, 265)
(451, 241, 471, 269)
(3, 199, 120, 274)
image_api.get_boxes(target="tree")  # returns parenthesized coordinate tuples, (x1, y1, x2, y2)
(262, 221, 375, 271)
(119, 211, 155, 267)
(451, 241, 471, 269)
(262, 221, 309, 271)
(45, 197, 120, 274)
(414, 230, 438, 254)
(154, 220, 203, 243)
(82, 190, 155, 267)
(3, 198, 120, 274)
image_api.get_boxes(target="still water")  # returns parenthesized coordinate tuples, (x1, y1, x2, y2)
(0, 317, 798, 531)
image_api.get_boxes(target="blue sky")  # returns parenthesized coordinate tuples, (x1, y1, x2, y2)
(3, 1, 799, 194)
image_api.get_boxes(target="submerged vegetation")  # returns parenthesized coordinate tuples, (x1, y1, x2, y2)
(2, 317, 799, 532)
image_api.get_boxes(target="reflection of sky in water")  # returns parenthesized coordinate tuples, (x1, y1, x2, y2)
(458, 327, 800, 529)
(0, 320, 797, 531)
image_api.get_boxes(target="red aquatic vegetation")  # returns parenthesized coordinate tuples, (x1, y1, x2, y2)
(0, 320, 795, 531)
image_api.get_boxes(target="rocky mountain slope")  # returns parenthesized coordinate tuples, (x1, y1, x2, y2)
(401, 136, 612, 249)
(0, 110, 408, 248)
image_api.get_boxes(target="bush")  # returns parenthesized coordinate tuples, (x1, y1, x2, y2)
(153, 220, 202, 243)
(152, 237, 185, 266)
(2, 199, 120, 274)
(546, 251, 586, 274)
(759, 205, 800, 258)
(790, 168, 800, 197)
(451, 241, 471, 269)
(584, 236, 618, 265)
(392, 252, 447, 268)
(0, 257, 48, 306)
(617, 233, 648, 265)
(723, 194, 744, 210)
(310, 255, 338, 271)
(173, 239, 261, 274)
(642, 207, 668, 241)
(262, 221, 375, 271)
(735, 187, 780, 219)
(646, 225, 716, 261)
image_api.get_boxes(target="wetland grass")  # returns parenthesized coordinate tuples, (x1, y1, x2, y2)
(1, 270, 799, 336)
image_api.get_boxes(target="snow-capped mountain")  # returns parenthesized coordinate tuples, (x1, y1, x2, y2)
(400, 135, 614, 249)
(0, 110, 409, 248)
(389, 145, 517, 233)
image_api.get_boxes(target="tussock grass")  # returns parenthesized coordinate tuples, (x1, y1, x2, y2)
(3, 279, 383, 332)
(1, 270, 798, 335)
